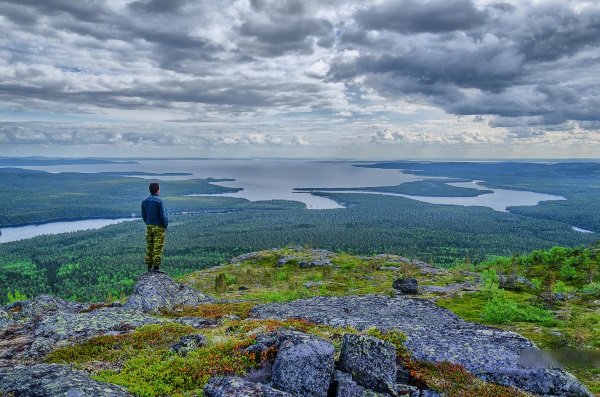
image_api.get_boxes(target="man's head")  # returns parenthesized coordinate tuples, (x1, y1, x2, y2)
(149, 182, 160, 194)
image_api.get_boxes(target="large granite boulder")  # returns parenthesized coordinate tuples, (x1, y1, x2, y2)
(0, 363, 131, 396)
(339, 334, 397, 394)
(271, 331, 336, 397)
(204, 376, 292, 397)
(124, 271, 216, 313)
(251, 295, 594, 397)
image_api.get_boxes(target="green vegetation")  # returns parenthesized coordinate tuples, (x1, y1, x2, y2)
(2, 161, 599, 395)
(34, 245, 599, 395)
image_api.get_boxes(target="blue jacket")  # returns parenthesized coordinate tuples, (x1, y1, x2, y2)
(141, 193, 168, 228)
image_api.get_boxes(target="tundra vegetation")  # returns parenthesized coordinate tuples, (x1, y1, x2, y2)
(35, 246, 600, 396)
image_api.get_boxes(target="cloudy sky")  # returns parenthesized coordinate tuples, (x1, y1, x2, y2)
(0, 0, 599, 159)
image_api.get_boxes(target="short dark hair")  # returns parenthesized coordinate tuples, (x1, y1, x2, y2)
(149, 182, 160, 193)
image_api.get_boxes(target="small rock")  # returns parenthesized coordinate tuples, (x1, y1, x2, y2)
(277, 256, 296, 267)
(392, 278, 418, 295)
(220, 314, 241, 323)
(421, 390, 444, 397)
(304, 281, 325, 288)
(171, 316, 217, 329)
(170, 334, 207, 356)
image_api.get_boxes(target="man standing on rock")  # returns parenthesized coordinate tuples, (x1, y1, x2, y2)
(142, 182, 168, 273)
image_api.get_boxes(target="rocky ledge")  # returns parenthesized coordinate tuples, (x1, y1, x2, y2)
(251, 295, 594, 397)
(0, 270, 595, 397)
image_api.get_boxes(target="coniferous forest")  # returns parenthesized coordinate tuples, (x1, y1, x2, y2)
(0, 161, 599, 304)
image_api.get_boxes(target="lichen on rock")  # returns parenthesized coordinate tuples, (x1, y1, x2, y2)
(271, 331, 336, 397)
(339, 334, 397, 394)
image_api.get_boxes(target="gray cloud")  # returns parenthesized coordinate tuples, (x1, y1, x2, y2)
(237, 0, 335, 56)
(0, 0, 598, 156)
(355, 0, 487, 34)
(127, 0, 191, 15)
(329, 0, 600, 132)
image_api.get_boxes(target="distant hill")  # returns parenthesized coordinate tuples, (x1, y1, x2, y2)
(0, 157, 139, 166)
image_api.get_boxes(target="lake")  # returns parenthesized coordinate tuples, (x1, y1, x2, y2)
(0, 218, 137, 244)
(1, 159, 571, 242)
(12, 159, 565, 210)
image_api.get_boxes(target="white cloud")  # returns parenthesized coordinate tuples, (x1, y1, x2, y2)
(292, 135, 309, 145)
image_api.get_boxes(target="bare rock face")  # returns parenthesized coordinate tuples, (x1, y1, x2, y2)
(251, 295, 594, 397)
(0, 363, 131, 396)
(204, 376, 292, 397)
(271, 332, 336, 397)
(124, 271, 216, 313)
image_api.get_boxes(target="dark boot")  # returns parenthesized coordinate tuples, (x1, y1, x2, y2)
(152, 266, 165, 274)
(147, 265, 152, 272)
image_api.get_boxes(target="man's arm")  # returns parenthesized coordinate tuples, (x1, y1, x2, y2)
(141, 201, 147, 223)
(160, 200, 168, 228)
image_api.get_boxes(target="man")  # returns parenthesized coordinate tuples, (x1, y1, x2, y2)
(141, 182, 168, 273)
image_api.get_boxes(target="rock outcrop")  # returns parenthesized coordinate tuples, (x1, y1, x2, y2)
(123, 271, 216, 313)
(0, 272, 219, 369)
(251, 294, 594, 397)
(170, 334, 208, 356)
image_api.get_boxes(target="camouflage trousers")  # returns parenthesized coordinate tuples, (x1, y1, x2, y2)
(145, 225, 166, 267)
